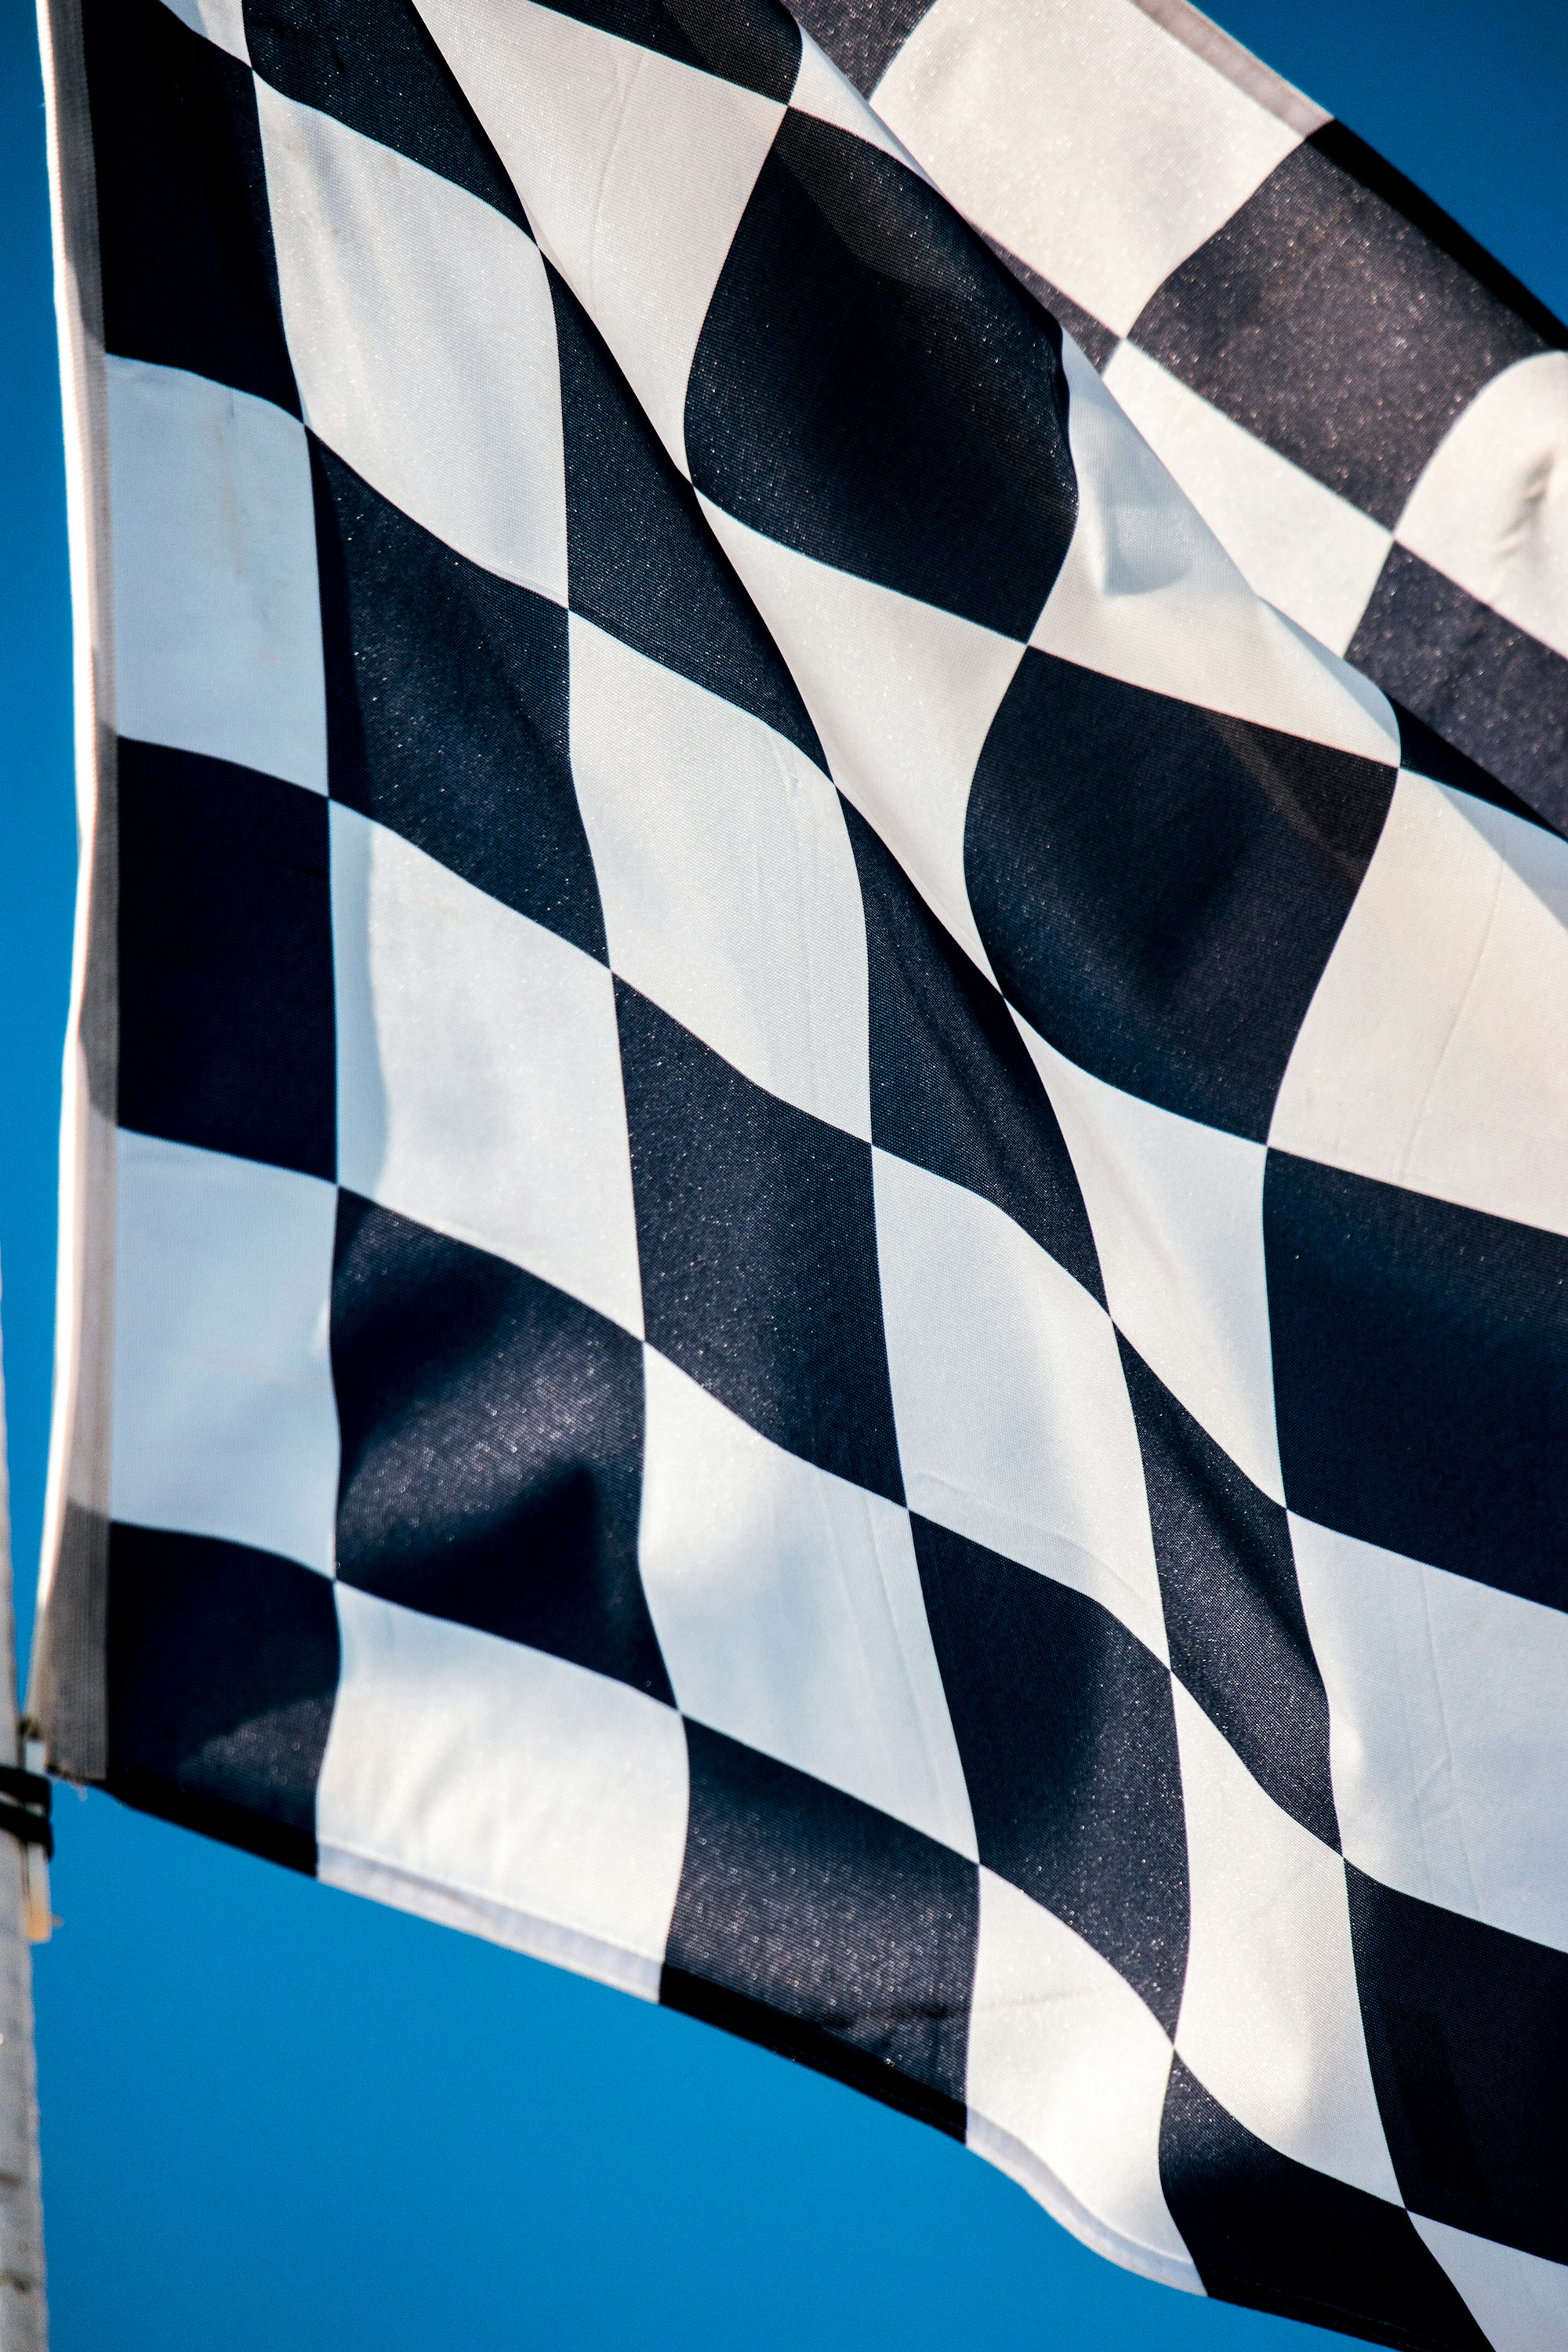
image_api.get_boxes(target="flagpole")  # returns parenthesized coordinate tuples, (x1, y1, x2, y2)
(0, 1296, 48, 2352)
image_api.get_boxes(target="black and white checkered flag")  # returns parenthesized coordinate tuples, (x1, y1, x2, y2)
(31, 0, 1568, 2343)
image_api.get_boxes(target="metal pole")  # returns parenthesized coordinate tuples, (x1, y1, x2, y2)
(0, 1300, 48, 2352)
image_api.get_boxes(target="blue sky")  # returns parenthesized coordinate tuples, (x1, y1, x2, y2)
(2, 4, 1565, 2346)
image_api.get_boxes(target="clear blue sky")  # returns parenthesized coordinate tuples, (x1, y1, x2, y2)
(2, 5, 1565, 2346)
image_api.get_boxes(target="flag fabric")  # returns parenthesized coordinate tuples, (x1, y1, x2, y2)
(29, 0, 1568, 2346)
(804, 0, 1568, 830)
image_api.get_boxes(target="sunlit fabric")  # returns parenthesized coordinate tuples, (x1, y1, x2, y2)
(31, 1, 1568, 2344)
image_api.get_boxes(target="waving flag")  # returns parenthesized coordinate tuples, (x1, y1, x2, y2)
(31, 0, 1568, 2345)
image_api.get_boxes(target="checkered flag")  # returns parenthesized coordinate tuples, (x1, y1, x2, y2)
(30, 0, 1568, 2344)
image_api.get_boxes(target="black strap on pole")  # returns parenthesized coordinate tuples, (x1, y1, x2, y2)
(0, 1768, 52, 1861)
